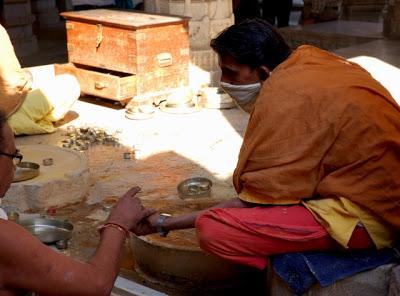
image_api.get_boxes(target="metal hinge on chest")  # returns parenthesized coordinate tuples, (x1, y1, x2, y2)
(95, 24, 103, 49)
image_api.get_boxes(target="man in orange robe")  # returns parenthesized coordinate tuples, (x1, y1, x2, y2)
(137, 19, 399, 270)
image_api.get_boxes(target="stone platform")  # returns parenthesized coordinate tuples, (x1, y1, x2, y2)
(4, 144, 90, 211)
(334, 39, 400, 102)
(334, 39, 400, 67)
(279, 20, 383, 50)
(12, 71, 252, 294)
(268, 263, 398, 296)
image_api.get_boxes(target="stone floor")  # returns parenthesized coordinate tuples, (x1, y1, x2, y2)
(7, 18, 257, 296)
(6, 14, 400, 296)
(19, 21, 68, 67)
(279, 20, 384, 50)
(10, 77, 251, 295)
(334, 39, 400, 103)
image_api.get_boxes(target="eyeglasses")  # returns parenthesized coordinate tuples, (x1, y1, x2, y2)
(0, 149, 23, 165)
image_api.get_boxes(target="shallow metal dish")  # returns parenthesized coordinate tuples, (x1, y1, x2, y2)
(177, 177, 212, 199)
(198, 87, 236, 109)
(165, 101, 195, 108)
(18, 218, 73, 244)
(125, 107, 155, 120)
(159, 101, 200, 114)
(12, 162, 40, 182)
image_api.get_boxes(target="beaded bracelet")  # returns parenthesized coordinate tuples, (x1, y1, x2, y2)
(98, 222, 130, 239)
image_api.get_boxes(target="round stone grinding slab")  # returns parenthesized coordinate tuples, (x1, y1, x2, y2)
(3, 145, 90, 211)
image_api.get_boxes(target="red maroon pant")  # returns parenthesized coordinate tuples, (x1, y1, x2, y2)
(195, 205, 374, 270)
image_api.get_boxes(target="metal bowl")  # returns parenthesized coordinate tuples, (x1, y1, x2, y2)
(18, 218, 73, 244)
(159, 101, 200, 114)
(12, 162, 40, 182)
(125, 107, 155, 120)
(198, 87, 236, 109)
(177, 177, 212, 199)
(131, 233, 258, 290)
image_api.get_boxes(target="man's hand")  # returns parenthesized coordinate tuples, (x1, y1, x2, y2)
(107, 186, 156, 232)
(130, 197, 251, 236)
(133, 212, 160, 236)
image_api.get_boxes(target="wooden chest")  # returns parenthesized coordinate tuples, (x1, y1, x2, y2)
(58, 9, 190, 102)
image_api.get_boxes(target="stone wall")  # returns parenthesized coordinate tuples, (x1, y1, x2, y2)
(342, 0, 386, 22)
(0, 0, 38, 57)
(144, 0, 234, 86)
(384, 0, 400, 38)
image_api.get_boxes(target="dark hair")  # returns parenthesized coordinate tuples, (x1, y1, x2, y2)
(210, 19, 292, 70)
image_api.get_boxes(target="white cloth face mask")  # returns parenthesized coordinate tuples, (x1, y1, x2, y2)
(220, 81, 261, 113)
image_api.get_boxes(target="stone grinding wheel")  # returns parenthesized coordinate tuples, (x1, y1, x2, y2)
(3, 145, 90, 211)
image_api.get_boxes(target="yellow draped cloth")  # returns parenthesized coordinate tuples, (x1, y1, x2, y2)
(0, 24, 31, 117)
(0, 24, 79, 135)
(235, 45, 399, 249)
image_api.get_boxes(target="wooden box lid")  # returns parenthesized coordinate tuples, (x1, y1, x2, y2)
(60, 9, 189, 30)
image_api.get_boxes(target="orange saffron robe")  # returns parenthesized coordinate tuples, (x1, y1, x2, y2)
(234, 45, 399, 248)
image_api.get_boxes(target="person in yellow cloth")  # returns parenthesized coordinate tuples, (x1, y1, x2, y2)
(0, 24, 80, 135)
(133, 19, 399, 271)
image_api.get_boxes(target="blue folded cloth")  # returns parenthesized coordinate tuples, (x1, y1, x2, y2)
(271, 246, 399, 295)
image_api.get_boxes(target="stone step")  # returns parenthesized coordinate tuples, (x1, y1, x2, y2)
(35, 11, 62, 27)
(389, 265, 400, 296)
(333, 39, 400, 103)
(342, 5, 384, 22)
(346, 0, 385, 4)
(6, 23, 35, 40)
(268, 263, 398, 296)
(31, 0, 58, 12)
(1, 1, 35, 27)
(30, 0, 61, 28)
(279, 20, 383, 51)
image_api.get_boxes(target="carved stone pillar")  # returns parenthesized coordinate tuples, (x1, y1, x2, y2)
(384, 0, 400, 39)
(144, 0, 234, 87)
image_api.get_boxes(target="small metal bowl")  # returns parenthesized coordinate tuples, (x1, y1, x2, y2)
(159, 100, 200, 115)
(102, 196, 119, 212)
(18, 218, 73, 244)
(177, 177, 212, 199)
(12, 162, 40, 182)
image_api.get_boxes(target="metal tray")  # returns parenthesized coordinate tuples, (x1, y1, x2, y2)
(18, 218, 73, 244)
(177, 177, 212, 199)
(12, 162, 40, 182)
